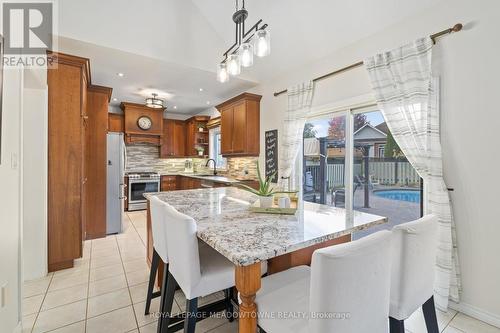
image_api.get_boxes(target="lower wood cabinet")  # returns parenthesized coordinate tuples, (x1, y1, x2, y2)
(178, 176, 202, 190)
(161, 175, 178, 191)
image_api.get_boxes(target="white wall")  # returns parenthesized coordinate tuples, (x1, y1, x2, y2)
(0, 68, 24, 332)
(254, 0, 500, 325)
(22, 68, 48, 280)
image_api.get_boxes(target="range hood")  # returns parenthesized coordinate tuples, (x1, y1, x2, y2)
(120, 102, 164, 145)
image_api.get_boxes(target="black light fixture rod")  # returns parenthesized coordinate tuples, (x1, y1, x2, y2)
(220, 0, 268, 65)
(222, 20, 267, 61)
(243, 19, 263, 39)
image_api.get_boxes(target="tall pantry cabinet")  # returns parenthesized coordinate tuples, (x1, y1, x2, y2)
(47, 52, 112, 271)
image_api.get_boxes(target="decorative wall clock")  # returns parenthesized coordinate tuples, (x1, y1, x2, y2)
(137, 116, 152, 130)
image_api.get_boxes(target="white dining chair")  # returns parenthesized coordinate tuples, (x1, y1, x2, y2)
(256, 230, 393, 333)
(389, 214, 439, 333)
(160, 201, 236, 333)
(144, 196, 169, 315)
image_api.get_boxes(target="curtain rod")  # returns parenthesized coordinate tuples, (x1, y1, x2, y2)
(273, 23, 463, 97)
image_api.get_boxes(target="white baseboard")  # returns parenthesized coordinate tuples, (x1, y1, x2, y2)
(449, 301, 500, 329)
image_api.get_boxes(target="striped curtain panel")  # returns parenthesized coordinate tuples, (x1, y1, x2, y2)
(279, 82, 315, 190)
(364, 37, 461, 311)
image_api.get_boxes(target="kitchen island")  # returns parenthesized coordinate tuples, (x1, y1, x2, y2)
(145, 187, 387, 333)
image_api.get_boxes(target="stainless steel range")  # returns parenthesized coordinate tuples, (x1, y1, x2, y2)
(127, 172, 160, 211)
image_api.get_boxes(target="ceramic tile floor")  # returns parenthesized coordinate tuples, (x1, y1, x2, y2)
(21, 211, 499, 333)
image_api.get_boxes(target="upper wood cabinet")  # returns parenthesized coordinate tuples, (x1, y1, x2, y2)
(185, 116, 210, 157)
(160, 119, 186, 157)
(216, 93, 261, 157)
(108, 113, 124, 132)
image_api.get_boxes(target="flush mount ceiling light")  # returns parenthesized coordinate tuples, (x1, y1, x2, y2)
(217, 0, 270, 82)
(145, 93, 164, 109)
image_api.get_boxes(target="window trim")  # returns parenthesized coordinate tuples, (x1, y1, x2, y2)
(209, 126, 227, 170)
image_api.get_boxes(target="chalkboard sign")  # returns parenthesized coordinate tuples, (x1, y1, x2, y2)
(265, 130, 278, 183)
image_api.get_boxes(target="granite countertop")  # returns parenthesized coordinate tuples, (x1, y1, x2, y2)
(145, 187, 387, 266)
(157, 172, 253, 185)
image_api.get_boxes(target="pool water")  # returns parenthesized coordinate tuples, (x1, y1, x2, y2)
(374, 190, 421, 203)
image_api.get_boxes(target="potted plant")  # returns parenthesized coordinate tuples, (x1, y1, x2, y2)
(236, 163, 296, 208)
(195, 146, 204, 156)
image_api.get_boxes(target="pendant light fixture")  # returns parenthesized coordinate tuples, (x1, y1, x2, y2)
(254, 29, 270, 57)
(217, 63, 229, 83)
(145, 93, 164, 109)
(217, 0, 270, 82)
(227, 54, 241, 75)
(239, 42, 254, 67)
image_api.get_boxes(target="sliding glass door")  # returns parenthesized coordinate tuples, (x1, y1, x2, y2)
(302, 106, 422, 238)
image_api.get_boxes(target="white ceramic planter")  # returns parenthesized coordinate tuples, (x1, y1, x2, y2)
(259, 195, 273, 208)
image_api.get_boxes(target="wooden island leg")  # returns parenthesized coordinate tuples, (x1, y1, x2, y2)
(235, 263, 261, 333)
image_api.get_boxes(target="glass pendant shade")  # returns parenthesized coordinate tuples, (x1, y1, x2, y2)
(239, 43, 254, 67)
(227, 54, 241, 75)
(254, 28, 270, 57)
(217, 63, 229, 83)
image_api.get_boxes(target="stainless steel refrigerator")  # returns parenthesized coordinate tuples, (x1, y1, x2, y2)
(106, 132, 126, 234)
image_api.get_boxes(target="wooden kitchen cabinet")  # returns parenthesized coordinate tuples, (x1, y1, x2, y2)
(185, 116, 210, 157)
(108, 113, 124, 132)
(178, 176, 202, 190)
(160, 119, 186, 157)
(121, 102, 164, 145)
(47, 51, 112, 271)
(216, 93, 261, 157)
(47, 52, 87, 271)
(85, 85, 113, 240)
(161, 175, 178, 191)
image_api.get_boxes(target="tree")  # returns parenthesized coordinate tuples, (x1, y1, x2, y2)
(303, 123, 317, 138)
(327, 114, 368, 139)
(384, 131, 404, 158)
(353, 113, 368, 132)
(328, 117, 345, 139)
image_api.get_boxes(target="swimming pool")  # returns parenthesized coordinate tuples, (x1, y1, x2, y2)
(374, 190, 421, 203)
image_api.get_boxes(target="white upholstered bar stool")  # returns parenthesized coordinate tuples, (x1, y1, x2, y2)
(389, 214, 439, 333)
(144, 196, 169, 315)
(145, 196, 212, 315)
(160, 202, 236, 333)
(256, 230, 393, 333)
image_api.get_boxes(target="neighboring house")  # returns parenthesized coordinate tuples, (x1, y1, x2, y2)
(354, 123, 387, 157)
(304, 122, 389, 159)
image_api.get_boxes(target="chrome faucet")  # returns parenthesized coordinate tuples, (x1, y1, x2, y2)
(205, 159, 217, 175)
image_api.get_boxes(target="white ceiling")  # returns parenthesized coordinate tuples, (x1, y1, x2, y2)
(58, 37, 256, 115)
(190, 0, 443, 82)
(56, 0, 443, 114)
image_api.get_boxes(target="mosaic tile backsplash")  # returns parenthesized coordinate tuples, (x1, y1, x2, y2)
(125, 143, 258, 179)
